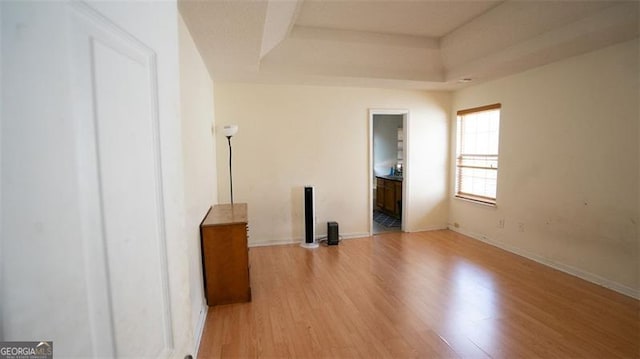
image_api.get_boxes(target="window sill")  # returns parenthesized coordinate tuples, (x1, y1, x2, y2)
(454, 195, 497, 208)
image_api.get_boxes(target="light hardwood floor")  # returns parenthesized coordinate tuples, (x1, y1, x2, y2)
(198, 230, 639, 358)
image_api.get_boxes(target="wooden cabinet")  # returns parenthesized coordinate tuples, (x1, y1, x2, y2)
(376, 177, 385, 209)
(394, 181, 402, 216)
(375, 176, 402, 218)
(384, 183, 395, 212)
(200, 203, 251, 306)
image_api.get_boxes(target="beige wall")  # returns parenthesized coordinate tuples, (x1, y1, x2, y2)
(214, 84, 450, 245)
(179, 14, 217, 349)
(450, 39, 639, 297)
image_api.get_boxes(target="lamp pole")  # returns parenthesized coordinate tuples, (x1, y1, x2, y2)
(227, 135, 234, 205)
(222, 125, 238, 205)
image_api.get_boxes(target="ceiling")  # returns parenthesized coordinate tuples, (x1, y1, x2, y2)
(179, 0, 639, 91)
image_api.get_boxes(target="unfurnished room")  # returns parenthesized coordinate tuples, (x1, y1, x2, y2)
(1, 0, 639, 358)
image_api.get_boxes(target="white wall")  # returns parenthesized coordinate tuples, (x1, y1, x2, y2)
(214, 84, 450, 245)
(178, 14, 216, 352)
(373, 114, 403, 178)
(450, 39, 639, 297)
(2, 2, 93, 350)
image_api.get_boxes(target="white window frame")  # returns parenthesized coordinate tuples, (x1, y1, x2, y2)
(455, 103, 501, 206)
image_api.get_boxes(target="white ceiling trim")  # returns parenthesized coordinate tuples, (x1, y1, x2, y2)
(444, 2, 640, 82)
(291, 26, 439, 50)
(179, 0, 640, 90)
(260, 0, 303, 59)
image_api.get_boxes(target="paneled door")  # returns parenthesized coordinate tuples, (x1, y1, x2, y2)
(71, 3, 174, 357)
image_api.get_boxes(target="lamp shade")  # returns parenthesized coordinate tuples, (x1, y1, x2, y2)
(223, 125, 238, 137)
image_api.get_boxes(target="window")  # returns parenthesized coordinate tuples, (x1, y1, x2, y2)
(455, 104, 501, 205)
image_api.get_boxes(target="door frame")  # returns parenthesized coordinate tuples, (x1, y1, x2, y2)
(368, 109, 409, 235)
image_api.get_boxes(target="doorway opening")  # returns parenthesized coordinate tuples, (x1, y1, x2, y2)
(369, 110, 407, 234)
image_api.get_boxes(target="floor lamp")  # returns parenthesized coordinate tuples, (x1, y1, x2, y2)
(223, 125, 238, 204)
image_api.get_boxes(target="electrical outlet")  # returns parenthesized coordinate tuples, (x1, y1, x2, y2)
(498, 219, 505, 228)
(518, 222, 525, 232)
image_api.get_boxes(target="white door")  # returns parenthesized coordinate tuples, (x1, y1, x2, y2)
(1, 2, 190, 357)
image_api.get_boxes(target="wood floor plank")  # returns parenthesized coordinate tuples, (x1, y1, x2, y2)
(198, 230, 640, 358)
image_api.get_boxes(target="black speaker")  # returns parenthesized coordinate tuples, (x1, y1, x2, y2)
(327, 221, 339, 245)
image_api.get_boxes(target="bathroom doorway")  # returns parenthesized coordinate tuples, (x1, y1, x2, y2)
(369, 110, 407, 234)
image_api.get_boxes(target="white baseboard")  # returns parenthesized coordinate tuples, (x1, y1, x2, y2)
(193, 304, 208, 358)
(249, 238, 298, 247)
(248, 232, 370, 248)
(407, 224, 448, 232)
(340, 232, 370, 240)
(449, 226, 640, 300)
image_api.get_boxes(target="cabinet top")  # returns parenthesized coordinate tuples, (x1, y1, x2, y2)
(376, 175, 403, 182)
(202, 203, 248, 227)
